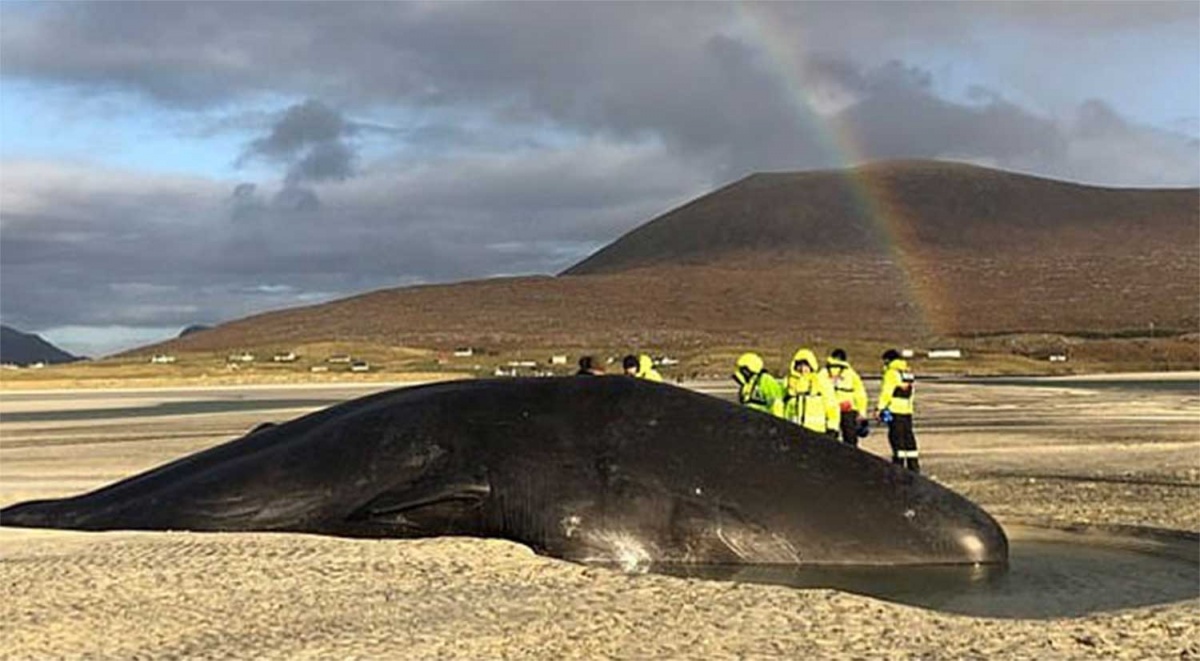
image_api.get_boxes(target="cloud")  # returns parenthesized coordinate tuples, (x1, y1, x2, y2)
(0, 143, 708, 350)
(229, 182, 265, 221)
(271, 186, 320, 213)
(1056, 100, 1200, 187)
(239, 99, 358, 186)
(248, 100, 350, 158)
(2, 4, 1194, 184)
(831, 62, 1065, 165)
(3, 3, 1192, 116)
(231, 99, 403, 219)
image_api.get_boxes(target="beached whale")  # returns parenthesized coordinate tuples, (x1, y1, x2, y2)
(0, 377, 1007, 567)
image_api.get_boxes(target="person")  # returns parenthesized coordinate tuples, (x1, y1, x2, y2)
(733, 352, 785, 418)
(783, 348, 839, 436)
(876, 348, 919, 472)
(576, 355, 603, 375)
(622, 353, 663, 382)
(824, 348, 868, 447)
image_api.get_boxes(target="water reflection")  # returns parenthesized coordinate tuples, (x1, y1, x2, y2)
(648, 530, 1199, 619)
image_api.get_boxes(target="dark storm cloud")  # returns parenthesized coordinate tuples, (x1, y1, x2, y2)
(3, 3, 1193, 112)
(3, 2, 1196, 183)
(239, 99, 358, 186)
(231, 99, 393, 218)
(249, 100, 349, 158)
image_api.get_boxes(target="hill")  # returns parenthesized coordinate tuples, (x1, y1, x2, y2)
(564, 160, 1197, 274)
(0, 325, 81, 366)
(129, 161, 1197, 366)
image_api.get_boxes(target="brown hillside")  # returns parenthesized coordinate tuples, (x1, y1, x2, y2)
(564, 160, 1198, 274)
(136, 161, 1198, 358)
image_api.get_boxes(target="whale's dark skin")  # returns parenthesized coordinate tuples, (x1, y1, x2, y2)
(0, 377, 1007, 567)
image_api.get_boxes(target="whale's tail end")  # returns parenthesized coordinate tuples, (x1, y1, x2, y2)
(0, 498, 78, 529)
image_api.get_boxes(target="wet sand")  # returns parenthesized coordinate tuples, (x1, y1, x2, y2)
(2, 377, 1198, 658)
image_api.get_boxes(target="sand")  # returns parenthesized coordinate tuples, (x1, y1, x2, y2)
(2, 377, 1198, 659)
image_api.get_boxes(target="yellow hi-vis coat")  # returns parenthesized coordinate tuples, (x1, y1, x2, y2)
(737, 371, 785, 418)
(635, 354, 664, 382)
(783, 349, 839, 433)
(733, 353, 785, 418)
(825, 357, 868, 417)
(878, 358, 916, 416)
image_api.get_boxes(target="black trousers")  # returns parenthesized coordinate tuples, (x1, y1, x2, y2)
(839, 410, 859, 448)
(887, 413, 920, 472)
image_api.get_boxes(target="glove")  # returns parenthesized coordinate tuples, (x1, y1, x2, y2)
(879, 409, 894, 425)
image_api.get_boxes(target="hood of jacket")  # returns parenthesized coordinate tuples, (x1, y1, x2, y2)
(789, 348, 820, 378)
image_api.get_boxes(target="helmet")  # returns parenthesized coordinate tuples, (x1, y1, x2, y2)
(830, 348, 847, 361)
(734, 352, 764, 384)
(735, 352, 765, 374)
(881, 348, 900, 363)
(622, 354, 638, 371)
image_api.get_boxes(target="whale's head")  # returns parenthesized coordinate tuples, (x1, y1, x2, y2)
(521, 377, 1009, 567)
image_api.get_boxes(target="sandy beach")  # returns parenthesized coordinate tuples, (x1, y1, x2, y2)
(2, 376, 1197, 659)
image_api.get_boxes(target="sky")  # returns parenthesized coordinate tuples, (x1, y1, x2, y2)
(1, 1, 1197, 358)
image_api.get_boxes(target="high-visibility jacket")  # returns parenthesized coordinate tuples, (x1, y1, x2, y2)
(825, 357, 867, 417)
(635, 354, 663, 382)
(783, 349, 839, 433)
(736, 370, 785, 418)
(878, 358, 916, 416)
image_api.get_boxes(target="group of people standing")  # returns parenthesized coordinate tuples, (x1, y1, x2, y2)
(575, 348, 919, 472)
(733, 348, 921, 472)
(576, 354, 663, 381)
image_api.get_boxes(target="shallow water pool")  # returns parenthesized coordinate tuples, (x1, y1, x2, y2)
(650, 525, 1199, 618)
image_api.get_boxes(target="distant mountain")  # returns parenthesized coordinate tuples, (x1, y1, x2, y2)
(0, 325, 81, 366)
(178, 324, 214, 338)
(130, 161, 1198, 355)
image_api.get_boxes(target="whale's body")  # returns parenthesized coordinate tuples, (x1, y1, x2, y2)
(0, 377, 1007, 566)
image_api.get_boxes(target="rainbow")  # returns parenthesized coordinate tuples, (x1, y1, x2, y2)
(734, 4, 954, 339)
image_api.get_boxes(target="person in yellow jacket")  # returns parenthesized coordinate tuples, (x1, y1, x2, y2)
(876, 348, 920, 472)
(783, 348, 839, 436)
(733, 352, 785, 418)
(622, 353, 663, 382)
(825, 348, 869, 447)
